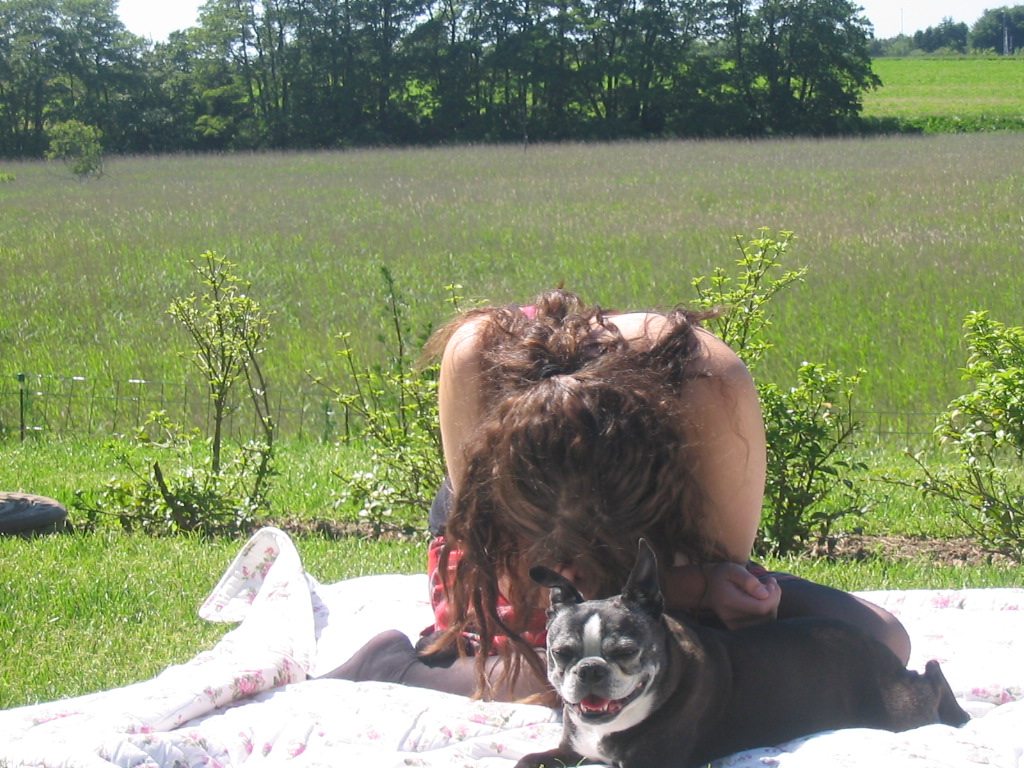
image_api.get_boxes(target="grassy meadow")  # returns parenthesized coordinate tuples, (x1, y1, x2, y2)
(3, 128, 1024, 708)
(863, 57, 1024, 131)
(3, 133, 1024, 421)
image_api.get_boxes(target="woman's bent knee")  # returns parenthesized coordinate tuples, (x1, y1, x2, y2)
(778, 578, 912, 665)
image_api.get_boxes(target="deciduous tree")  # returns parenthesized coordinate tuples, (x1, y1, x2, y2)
(970, 5, 1024, 54)
(0, 0, 887, 155)
(745, 0, 878, 133)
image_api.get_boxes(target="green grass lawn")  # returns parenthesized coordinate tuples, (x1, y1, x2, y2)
(0, 532, 425, 709)
(864, 57, 1024, 130)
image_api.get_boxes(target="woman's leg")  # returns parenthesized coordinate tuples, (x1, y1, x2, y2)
(428, 475, 453, 536)
(777, 578, 911, 665)
(319, 630, 550, 702)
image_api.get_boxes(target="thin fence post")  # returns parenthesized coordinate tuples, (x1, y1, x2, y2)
(182, 377, 189, 430)
(64, 376, 73, 432)
(129, 379, 144, 427)
(66, 376, 85, 433)
(86, 377, 95, 433)
(275, 386, 284, 439)
(112, 379, 120, 434)
(18, 372, 26, 442)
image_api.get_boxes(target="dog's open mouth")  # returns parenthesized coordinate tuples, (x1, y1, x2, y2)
(573, 679, 647, 721)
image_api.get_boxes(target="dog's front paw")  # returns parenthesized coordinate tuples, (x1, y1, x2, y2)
(514, 747, 586, 768)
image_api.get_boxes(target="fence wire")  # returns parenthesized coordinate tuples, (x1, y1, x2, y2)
(0, 370, 940, 446)
(0, 371, 344, 443)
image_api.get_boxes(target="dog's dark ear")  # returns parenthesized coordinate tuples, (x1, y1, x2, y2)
(621, 539, 664, 618)
(530, 566, 585, 610)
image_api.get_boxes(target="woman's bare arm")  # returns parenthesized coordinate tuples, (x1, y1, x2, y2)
(682, 329, 767, 563)
(437, 317, 489, 495)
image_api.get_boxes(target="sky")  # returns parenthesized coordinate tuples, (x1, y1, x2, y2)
(116, 0, 991, 43)
(118, 1, 201, 41)
(857, 1, 989, 38)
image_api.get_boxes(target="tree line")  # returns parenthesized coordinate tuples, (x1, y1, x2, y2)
(2, 0, 896, 156)
(870, 6, 1024, 57)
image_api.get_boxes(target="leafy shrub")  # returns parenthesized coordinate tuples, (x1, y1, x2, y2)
(692, 230, 805, 370)
(693, 230, 867, 555)
(0, 171, 15, 183)
(74, 253, 276, 536)
(317, 268, 447, 537)
(46, 120, 104, 178)
(167, 251, 275, 481)
(759, 364, 866, 554)
(909, 311, 1024, 560)
(77, 414, 272, 536)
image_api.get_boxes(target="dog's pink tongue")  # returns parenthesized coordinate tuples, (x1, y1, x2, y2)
(580, 695, 623, 715)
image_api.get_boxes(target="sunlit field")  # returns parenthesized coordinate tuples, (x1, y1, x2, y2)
(864, 57, 1024, 131)
(3, 133, 1022, 424)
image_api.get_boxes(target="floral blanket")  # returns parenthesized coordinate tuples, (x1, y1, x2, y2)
(2, 527, 1023, 768)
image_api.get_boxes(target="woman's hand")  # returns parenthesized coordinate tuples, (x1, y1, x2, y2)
(702, 562, 781, 629)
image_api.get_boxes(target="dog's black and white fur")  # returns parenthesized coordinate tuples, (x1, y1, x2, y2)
(515, 541, 969, 768)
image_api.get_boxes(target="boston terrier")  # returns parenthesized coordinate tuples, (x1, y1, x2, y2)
(515, 540, 969, 768)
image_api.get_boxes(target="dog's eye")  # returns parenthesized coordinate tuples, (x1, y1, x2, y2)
(609, 645, 640, 662)
(550, 645, 577, 663)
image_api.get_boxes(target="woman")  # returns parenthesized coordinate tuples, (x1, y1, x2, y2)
(328, 289, 910, 700)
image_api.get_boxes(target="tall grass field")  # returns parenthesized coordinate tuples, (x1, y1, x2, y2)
(3, 133, 1023, 422)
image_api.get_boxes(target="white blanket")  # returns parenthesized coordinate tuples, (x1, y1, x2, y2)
(2, 527, 1022, 767)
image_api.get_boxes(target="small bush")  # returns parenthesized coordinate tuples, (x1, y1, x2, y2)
(76, 414, 271, 536)
(74, 253, 276, 536)
(46, 120, 104, 178)
(759, 364, 867, 554)
(317, 268, 447, 537)
(693, 230, 867, 555)
(909, 311, 1024, 560)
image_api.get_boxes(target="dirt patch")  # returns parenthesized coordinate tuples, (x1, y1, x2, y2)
(268, 516, 427, 542)
(270, 517, 1017, 567)
(814, 533, 1015, 567)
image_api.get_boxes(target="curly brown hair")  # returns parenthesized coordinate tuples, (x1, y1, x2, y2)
(424, 288, 719, 697)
